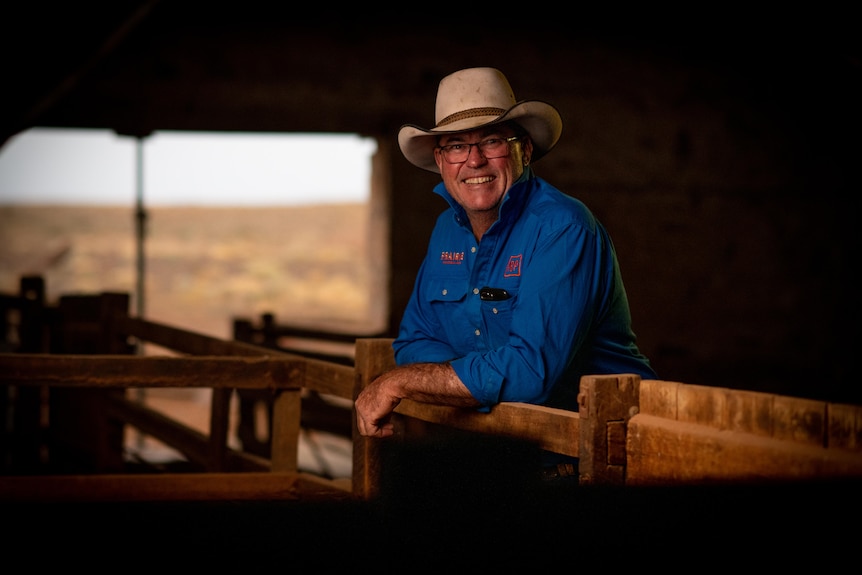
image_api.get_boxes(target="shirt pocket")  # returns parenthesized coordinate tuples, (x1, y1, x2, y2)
(424, 278, 469, 304)
(423, 278, 470, 346)
(481, 292, 515, 349)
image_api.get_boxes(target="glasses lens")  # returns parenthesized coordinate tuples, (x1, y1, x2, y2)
(441, 138, 516, 163)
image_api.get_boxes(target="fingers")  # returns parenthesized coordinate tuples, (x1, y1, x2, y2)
(356, 412, 395, 438)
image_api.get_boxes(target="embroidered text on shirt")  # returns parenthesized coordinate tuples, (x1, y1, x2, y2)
(440, 251, 465, 265)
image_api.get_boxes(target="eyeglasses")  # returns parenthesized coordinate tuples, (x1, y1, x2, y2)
(437, 136, 520, 164)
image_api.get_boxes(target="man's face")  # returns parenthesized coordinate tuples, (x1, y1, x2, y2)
(433, 124, 532, 216)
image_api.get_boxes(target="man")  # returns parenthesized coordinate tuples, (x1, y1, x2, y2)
(355, 67, 656, 445)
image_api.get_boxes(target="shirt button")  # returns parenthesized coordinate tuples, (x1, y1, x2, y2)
(442, 289, 448, 295)
(472, 287, 479, 295)
(492, 308, 499, 314)
(474, 329, 480, 336)
(471, 246, 477, 253)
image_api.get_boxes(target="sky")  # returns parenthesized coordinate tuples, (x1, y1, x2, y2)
(0, 127, 376, 206)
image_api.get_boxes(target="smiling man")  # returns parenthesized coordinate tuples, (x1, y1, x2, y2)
(354, 68, 656, 478)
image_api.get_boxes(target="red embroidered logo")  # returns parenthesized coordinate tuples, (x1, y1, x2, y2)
(504, 254, 522, 277)
(440, 251, 465, 265)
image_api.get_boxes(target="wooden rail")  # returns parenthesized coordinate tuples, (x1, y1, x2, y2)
(626, 379, 862, 484)
(0, 292, 360, 502)
(2, 285, 861, 504)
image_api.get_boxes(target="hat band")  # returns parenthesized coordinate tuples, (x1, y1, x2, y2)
(437, 107, 507, 128)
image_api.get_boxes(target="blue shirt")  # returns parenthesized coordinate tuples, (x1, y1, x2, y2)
(394, 169, 656, 412)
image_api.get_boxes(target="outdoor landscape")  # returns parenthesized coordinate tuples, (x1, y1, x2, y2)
(0, 203, 377, 338)
(0, 203, 375, 475)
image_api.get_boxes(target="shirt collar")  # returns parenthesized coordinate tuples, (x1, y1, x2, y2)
(434, 166, 536, 228)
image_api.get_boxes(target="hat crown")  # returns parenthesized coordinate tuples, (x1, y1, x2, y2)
(398, 67, 562, 173)
(435, 68, 516, 127)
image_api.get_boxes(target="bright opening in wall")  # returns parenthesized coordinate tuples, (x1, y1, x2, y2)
(0, 127, 376, 206)
(0, 127, 383, 338)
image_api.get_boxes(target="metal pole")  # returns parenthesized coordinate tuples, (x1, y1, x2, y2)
(134, 136, 147, 451)
(135, 136, 146, 324)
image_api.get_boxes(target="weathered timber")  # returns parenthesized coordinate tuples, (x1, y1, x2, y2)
(0, 354, 304, 390)
(271, 389, 301, 473)
(229, 312, 359, 460)
(626, 413, 862, 484)
(627, 379, 862, 484)
(302, 357, 355, 399)
(352, 338, 397, 499)
(577, 374, 641, 485)
(0, 471, 352, 502)
(116, 316, 282, 357)
(104, 393, 268, 472)
(393, 400, 579, 458)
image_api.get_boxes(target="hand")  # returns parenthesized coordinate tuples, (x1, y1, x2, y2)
(354, 372, 402, 438)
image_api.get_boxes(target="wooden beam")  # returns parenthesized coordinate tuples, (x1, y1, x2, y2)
(626, 413, 862, 485)
(271, 389, 301, 472)
(352, 338, 397, 500)
(393, 400, 579, 457)
(0, 354, 303, 390)
(104, 394, 269, 472)
(0, 471, 353, 502)
(116, 316, 278, 357)
(302, 357, 355, 399)
(577, 374, 641, 485)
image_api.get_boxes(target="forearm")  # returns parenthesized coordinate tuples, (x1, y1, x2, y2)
(354, 361, 480, 437)
(383, 362, 481, 408)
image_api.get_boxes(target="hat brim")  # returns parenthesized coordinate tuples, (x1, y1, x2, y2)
(398, 100, 562, 173)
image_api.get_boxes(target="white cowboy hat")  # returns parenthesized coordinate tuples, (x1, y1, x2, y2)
(398, 67, 563, 173)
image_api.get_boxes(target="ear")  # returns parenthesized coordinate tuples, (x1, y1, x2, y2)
(522, 137, 534, 165)
(434, 147, 445, 171)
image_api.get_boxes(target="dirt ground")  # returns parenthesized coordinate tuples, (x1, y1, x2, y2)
(0, 203, 377, 337)
(1, 203, 374, 476)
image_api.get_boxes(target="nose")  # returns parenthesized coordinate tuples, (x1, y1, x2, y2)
(466, 143, 488, 166)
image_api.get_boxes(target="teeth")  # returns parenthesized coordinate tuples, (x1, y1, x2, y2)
(464, 176, 493, 184)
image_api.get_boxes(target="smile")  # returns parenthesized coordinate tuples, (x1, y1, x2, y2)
(464, 176, 494, 184)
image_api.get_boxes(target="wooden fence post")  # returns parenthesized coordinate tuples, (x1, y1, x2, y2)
(270, 388, 301, 473)
(2, 276, 49, 472)
(352, 338, 397, 499)
(577, 373, 641, 485)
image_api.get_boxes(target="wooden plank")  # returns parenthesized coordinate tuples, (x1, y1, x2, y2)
(676, 383, 728, 428)
(302, 357, 355, 399)
(209, 387, 232, 471)
(116, 316, 278, 357)
(0, 471, 352, 502)
(641, 380, 861, 449)
(270, 389, 301, 473)
(106, 393, 269, 472)
(607, 420, 626, 466)
(626, 413, 862, 485)
(0, 354, 303, 390)
(352, 338, 397, 500)
(577, 374, 640, 485)
(772, 395, 826, 446)
(829, 403, 862, 451)
(726, 389, 774, 436)
(105, 394, 219, 469)
(393, 400, 579, 457)
(638, 379, 678, 419)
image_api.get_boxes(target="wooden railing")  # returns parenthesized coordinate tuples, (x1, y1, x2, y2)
(0, 313, 358, 501)
(2, 285, 861, 504)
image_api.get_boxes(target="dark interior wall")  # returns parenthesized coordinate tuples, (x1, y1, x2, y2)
(3, 5, 859, 403)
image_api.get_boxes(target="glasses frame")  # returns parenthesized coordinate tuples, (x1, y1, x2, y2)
(437, 136, 520, 164)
